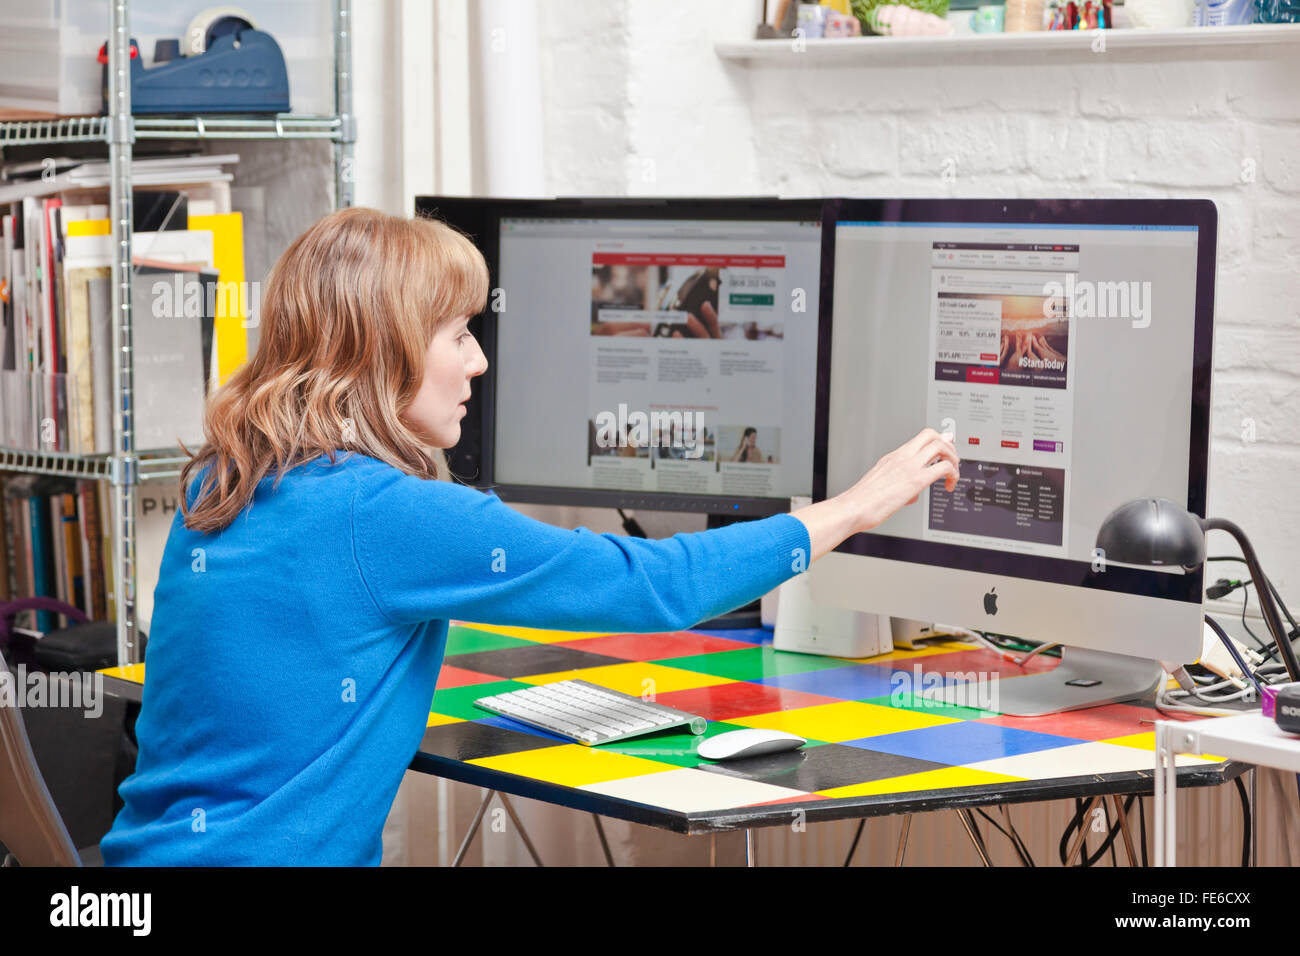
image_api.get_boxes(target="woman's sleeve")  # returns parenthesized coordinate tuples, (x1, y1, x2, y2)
(350, 467, 811, 632)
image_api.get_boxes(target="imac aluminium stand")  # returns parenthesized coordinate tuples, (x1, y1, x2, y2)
(935, 646, 1164, 717)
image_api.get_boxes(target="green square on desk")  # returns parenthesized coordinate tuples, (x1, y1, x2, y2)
(445, 624, 535, 656)
(431, 679, 533, 720)
(659, 646, 851, 682)
(592, 720, 832, 768)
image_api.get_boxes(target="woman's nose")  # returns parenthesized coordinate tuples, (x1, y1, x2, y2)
(469, 341, 488, 377)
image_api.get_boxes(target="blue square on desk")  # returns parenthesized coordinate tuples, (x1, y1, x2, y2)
(474, 713, 572, 745)
(755, 664, 898, 702)
(841, 720, 1086, 765)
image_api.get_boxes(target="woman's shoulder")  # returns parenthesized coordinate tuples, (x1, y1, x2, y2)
(335, 452, 489, 508)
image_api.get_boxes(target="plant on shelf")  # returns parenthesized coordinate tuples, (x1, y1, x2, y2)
(851, 0, 955, 33)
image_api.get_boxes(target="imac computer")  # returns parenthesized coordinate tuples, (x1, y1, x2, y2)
(811, 198, 1216, 715)
(415, 196, 826, 624)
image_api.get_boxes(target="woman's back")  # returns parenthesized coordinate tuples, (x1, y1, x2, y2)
(101, 454, 445, 866)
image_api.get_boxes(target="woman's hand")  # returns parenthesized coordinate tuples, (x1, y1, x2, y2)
(845, 427, 961, 531)
(790, 427, 961, 563)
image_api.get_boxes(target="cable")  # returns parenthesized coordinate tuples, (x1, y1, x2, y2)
(1209, 555, 1300, 666)
(974, 807, 1034, 866)
(1153, 692, 1244, 718)
(963, 810, 992, 864)
(935, 626, 1024, 665)
(1137, 795, 1148, 867)
(1234, 776, 1251, 868)
(1001, 805, 1037, 867)
(1017, 641, 1060, 667)
(1241, 584, 1268, 656)
(616, 508, 647, 538)
(1060, 797, 1134, 866)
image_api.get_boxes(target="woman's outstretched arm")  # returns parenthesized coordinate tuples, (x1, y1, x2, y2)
(349, 427, 958, 634)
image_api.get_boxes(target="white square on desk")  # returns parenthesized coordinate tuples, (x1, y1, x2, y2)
(579, 767, 809, 813)
(966, 741, 1219, 780)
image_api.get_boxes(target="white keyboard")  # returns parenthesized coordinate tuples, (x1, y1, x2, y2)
(474, 679, 708, 745)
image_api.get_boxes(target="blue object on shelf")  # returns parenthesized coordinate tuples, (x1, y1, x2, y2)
(1256, 0, 1300, 19)
(100, 28, 290, 115)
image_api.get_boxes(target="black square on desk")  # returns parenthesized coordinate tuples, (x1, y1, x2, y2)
(696, 744, 950, 793)
(418, 720, 558, 762)
(445, 643, 627, 679)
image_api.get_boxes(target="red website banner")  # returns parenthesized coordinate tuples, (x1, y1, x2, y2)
(592, 252, 786, 268)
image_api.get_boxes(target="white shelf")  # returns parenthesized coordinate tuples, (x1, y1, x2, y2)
(1162, 712, 1300, 773)
(0, 114, 344, 148)
(715, 22, 1300, 65)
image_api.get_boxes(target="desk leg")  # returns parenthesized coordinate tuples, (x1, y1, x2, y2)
(957, 809, 993, 867)
(452, 789, 495, 867)
(1064, 796, 1101, 867)
(591, 814, 615, 867)
(496, 793, 545, 866)
(745, 828, 755, 867)
(1154, 721, 1177, 867)
(843, 819, 865, 867)
(895, 814, 912, 867)
(1110, 794, 1139, 867)
(451, 789, 546, 867)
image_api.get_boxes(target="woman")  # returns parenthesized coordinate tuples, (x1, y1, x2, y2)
(731, 426, 765, 463)
(100, 207, 959, 866)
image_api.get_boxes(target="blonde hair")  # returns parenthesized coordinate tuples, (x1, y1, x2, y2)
(180, 206, 489, 533)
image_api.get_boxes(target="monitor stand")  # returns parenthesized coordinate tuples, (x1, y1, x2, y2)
(932, 646, 1164, 717)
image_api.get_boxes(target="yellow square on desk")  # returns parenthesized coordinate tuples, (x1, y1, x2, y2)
(454, 621, 613, 644)
(868, 640, 978, 662)
(731, 700, 959, 742)
(99, 663, 147, 684)
(518, 660, 733, 696)
(819, 766, 1027, 800)
(1104, 731, 1227, 763)
(469, 744, 676, 788)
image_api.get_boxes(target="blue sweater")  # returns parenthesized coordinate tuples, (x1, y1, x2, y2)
(100, 452, 811, 866)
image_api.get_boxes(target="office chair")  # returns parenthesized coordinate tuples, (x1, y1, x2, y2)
(0, 654, 99, 866)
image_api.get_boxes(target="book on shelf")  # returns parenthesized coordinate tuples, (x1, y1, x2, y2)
(0, 153, 251, 636)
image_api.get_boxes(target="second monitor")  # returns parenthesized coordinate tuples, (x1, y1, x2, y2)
(419, 197, 826, 520)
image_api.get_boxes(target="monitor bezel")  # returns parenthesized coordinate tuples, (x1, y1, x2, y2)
(415, 195, 828, 517)
(812, 197, 1216, 605)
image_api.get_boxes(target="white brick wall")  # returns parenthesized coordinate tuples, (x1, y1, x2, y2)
(536, 1, 1300, 609)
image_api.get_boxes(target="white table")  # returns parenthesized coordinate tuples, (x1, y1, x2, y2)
(1155, 712, 1300, 866)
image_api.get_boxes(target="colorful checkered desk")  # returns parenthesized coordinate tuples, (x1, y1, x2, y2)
(410, 622, 1241, 838)
(100, 622, 1243, 855)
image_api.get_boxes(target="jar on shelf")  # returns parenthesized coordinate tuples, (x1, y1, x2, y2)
(1004, 0, 1046, 30)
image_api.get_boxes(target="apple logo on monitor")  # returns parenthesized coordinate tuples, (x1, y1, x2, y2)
(984, 587, 998, 615)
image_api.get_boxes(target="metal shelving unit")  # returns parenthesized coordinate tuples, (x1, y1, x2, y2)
(0, 0, 355, 666)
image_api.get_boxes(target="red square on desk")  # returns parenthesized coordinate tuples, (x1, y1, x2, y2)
(653, 682, 842, 722)
(976, 702, 1162, 741)
(436, 665, 502, 689)
(554, 631, 754, 661)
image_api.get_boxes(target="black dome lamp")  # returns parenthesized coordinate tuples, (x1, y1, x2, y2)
(1096, 497, 1300, 683)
